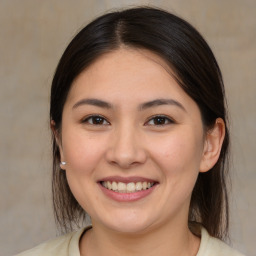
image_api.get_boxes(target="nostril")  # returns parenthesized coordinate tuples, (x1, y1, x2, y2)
(105, 130, 148, 168)
(105, 147, 147, 168)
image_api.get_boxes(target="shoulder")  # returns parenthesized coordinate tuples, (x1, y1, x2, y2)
(197, 227, 245, 256)
(14, 227, 88, 256)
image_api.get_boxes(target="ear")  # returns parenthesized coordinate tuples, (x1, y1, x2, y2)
(50, 120, 66, 169)
(200, 118, 225, 173)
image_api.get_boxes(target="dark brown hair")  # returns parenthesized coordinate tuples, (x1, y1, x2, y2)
(50, 7, 230, 239)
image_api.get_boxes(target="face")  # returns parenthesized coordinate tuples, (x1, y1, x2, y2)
(58, 48, 208, 234)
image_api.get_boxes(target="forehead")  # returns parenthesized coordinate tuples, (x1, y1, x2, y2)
(67, 48, 186, 101)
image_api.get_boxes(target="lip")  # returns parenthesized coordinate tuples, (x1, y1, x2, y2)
(98, 176, 158, 202)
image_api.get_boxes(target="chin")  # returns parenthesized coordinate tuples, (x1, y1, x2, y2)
(109, 222, 152, 234)
(95, 210, 158, 234)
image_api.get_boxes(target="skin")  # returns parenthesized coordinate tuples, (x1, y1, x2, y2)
(55, 48, 225, 256)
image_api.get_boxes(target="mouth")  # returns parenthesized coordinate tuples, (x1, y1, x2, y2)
(98, 176, 158, 202)
(100, 180, 156, 193)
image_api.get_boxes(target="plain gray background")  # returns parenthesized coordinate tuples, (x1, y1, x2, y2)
(0, 0, 255, 255)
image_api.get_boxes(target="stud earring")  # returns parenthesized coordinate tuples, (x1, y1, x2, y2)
(60, 161, 67, 169)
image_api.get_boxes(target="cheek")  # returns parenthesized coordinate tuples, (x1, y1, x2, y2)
(154, 134, 202, 168)
(61, 131, 108, 212)
(62, 130, 107, 176)
(148, 128, 204, 190)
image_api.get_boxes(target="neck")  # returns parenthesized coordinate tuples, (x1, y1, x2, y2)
(80, 219, 200, 256)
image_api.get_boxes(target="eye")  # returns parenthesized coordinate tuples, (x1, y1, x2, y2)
(146, 115, 174, 126)
(82, 115, 110, 125)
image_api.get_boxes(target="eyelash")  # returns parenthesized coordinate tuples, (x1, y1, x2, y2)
(145, 115, 175, 126)
(82, 115, 110, 125)
(81, 115, 175, 126)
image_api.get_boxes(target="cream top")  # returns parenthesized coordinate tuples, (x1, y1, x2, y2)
(15, 226, 245, 256)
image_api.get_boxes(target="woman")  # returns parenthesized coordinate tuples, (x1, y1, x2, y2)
(17, 7, 245, 256)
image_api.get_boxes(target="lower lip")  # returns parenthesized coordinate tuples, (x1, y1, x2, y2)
(99, 183, 157, 202)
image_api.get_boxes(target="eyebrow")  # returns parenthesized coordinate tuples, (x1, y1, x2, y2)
(139, 99, 186, 112)
(73, 98, 112, 109)
(72, 98, 186, 112)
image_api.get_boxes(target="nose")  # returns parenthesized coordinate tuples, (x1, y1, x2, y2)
(105, 125, 147, 169)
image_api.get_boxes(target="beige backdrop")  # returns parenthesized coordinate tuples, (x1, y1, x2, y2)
(0, 0, 255, 255)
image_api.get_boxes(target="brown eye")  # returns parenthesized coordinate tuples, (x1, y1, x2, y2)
(146, 115, 174, 126)
(83, 115, 109, 125)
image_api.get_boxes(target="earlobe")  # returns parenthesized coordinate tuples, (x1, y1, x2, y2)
(200, 118, 225, 173)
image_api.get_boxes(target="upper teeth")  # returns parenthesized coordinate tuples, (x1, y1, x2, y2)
(102, 181, 154, 193)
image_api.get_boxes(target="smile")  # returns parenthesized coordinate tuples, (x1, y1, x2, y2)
(101, 181, 155, 193)
(98, 176, 158, 202)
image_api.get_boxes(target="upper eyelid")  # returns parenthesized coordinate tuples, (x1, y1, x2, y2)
(143, 116, 176, 128)
(145, 115, 175, 123)
(82, 114, 110, 123)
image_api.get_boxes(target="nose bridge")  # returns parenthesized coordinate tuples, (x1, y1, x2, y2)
(106, 120, 146, 168)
